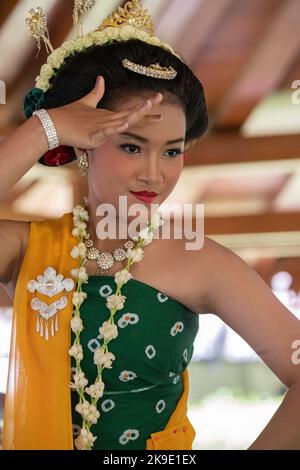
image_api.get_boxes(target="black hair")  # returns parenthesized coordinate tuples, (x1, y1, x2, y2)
(44, 39, 208, 145)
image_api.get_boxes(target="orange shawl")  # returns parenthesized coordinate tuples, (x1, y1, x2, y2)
(2, 212, 196, 450)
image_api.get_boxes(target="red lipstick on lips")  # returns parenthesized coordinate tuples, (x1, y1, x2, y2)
(130, 191, 158, 203)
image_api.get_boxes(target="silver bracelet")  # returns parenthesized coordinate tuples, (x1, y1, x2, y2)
(33, 109, 59, 150)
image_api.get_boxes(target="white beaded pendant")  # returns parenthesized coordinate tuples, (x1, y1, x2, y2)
(27, 266, 75, 341)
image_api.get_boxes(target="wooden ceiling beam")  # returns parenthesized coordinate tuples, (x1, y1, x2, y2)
(203, 211, 300, 235)
(214, 0, 300, 129)
(170, 0, 236, 64)
(185, 132, 300, 166)
(153, 0, 203, 51)
(0, 0, 19, 28)
(169, 212, 300, 236)
(251, 257, 300, 290)
(192, 0, 282, 114)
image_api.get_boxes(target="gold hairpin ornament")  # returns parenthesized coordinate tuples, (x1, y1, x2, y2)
(25, 0, 182, 93)
(73, 0, 97, 38)
(25, 7, 54, 58)
(122, 59, 177, 80)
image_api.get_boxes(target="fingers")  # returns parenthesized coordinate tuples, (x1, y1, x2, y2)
(79, 76, 106, 108)
(121, 96, 163, 128)
(91, 93, 164, 145)
(107, 112, 162, 124)
(124, 101, 152, 127)
(112, 93, 163, 120)
(99, 95, 163, 130)
(135, 114, 163, 126)
(108, 100, 150, 120)
(99, 115, 163, 143)
(99, 109, 163, 139)
(102, 121, 129, 137)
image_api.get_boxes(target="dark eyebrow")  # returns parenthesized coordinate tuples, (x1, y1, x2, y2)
(120, 132, 185, 145)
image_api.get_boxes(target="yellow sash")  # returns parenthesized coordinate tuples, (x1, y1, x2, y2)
(2, 212, 196, 450)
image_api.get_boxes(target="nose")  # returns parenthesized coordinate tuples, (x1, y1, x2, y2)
(136, 153, 163, 188)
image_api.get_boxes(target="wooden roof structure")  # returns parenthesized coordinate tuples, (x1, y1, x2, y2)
(0, 0, 300, 303)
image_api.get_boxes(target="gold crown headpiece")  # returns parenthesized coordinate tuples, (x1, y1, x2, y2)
(25, 0, 182, 93)
(98, 0, 154, 34)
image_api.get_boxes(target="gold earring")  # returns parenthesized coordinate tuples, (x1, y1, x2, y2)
(77, 151, 89, 176)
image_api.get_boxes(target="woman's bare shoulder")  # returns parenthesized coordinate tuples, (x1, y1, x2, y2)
(160, 233, 221, 314)
(176, 234, 231, 314)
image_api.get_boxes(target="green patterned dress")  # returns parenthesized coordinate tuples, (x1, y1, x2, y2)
(71, 275, 199, 450)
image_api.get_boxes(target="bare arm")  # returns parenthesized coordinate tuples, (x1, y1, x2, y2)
(0, 78, 162, 292)
(0, 108, 47, 289)
(0, 78, 162, 200)
(0, 220, 29, 293)
(0, 116, 48, 198)
(201, 237, 300, 449)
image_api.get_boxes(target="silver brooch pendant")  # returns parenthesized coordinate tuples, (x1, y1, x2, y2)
(27, 266, 75, 341)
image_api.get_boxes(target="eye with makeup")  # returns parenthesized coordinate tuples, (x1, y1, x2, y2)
(119, 142, 184, 158)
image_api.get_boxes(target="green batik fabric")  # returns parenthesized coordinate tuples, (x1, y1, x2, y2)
(71, 276, 199, 450)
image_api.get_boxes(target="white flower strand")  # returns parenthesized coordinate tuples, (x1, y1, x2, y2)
(36, 25, 181, 92)
(69, 204, 164, 450)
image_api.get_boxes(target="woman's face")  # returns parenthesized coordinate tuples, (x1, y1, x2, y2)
(84, 95, 186, 221)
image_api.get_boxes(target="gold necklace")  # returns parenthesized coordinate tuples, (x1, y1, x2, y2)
(82, 196, 137, 275)
(83, 232, 136, 275)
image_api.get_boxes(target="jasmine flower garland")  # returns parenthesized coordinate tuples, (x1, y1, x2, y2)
(35, 25, 180, 93)
(23, 24, 181, 119)
(69, 204, 164, 450)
